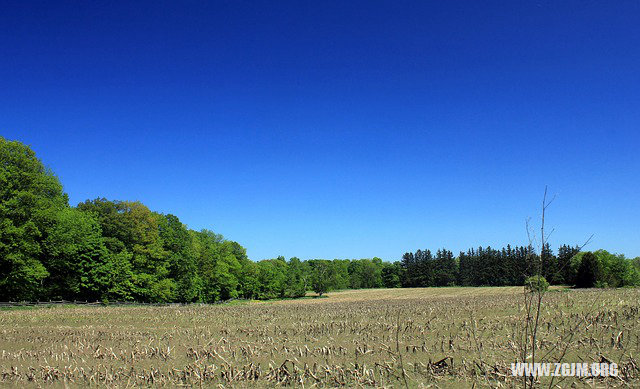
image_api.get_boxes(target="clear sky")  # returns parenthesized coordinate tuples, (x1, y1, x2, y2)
(2, 1, 639, 260)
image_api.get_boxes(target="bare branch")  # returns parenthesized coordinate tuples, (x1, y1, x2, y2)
(577, 234, 594, 252)
(543, 194, 556, 210)
(544, 227, 555, 243)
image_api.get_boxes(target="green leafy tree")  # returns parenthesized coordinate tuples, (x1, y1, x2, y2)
(381, 261, 403, 288)
(524, 275, 549, 293)
(229, 241, 258, 299)
(285, 257, 308, 298)
(0, 137, 68, 300)
(77, 198, 137, 250)
(311, 260, 330, 296)
(592, 250, 639, 288)
(77, 199, 174, 302)
(575, 252, 602, 288)
(347, 260, 364, 288)
(158, 214, 200, 302)
(97, 250, 135, 301)
(213, 241, 242, 300)
(238, 258, 260, 299)
(41, 208, 109, 300)
(330, 259, 350, 289)
(192, 229, 224, 302)
(256, 258, 287, 299)
(361, 258, 384, 288)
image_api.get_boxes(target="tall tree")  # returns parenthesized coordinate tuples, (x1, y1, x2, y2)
(192, 229, 225, 302)
(41, 208, 109, 300)
(400, 252, 417, 287)
(256, 257, 287, 299)
(575, 252, 602, 288)
(311, 260, 330, 296)
(158, 214, 199, 302)
(540, 243, 561, 284)
(285, 257, 308, 298)
(381, 261, 403, 288)
(238, 258, 259, 299)
(433, 249, 456, 286)
(557, 244, 580, 285)
(77, 199, 174, 302)
(0, 137, 68, 300)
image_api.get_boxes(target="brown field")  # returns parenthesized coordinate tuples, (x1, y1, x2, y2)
(1, 287, 639, 387)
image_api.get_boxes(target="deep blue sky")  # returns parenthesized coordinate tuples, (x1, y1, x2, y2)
(2, 1, 639, 260)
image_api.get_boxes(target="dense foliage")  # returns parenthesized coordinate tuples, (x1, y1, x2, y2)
(399, 245, 639, 289)
(1, 138, 638, 302)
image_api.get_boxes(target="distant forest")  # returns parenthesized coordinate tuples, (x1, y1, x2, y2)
(2, 137, 639, 302)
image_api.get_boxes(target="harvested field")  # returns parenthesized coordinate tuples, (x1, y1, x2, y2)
(1, 287, 639, 387)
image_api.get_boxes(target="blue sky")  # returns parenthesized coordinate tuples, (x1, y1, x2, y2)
(2, 1, 639, 260)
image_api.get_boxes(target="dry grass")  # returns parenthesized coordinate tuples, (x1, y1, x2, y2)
(271, 286, 526, 304)
(1, 287, 638, 387)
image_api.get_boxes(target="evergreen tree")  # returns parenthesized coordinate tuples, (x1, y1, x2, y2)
(557, 244, 580, 285)
(415, 249, 434, 286)
(458, 250, 473, 286)
(433, 249, 456, 286)
(400, 252, 417, 287)
(540, 243, 561, 284)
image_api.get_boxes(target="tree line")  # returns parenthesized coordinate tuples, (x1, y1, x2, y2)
(1, 137, 639, 302)
(399, 245, 640, 289)
(0, 137, 395, 302)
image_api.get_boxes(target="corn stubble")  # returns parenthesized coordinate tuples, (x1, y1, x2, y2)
(0, 287, 638, 387)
